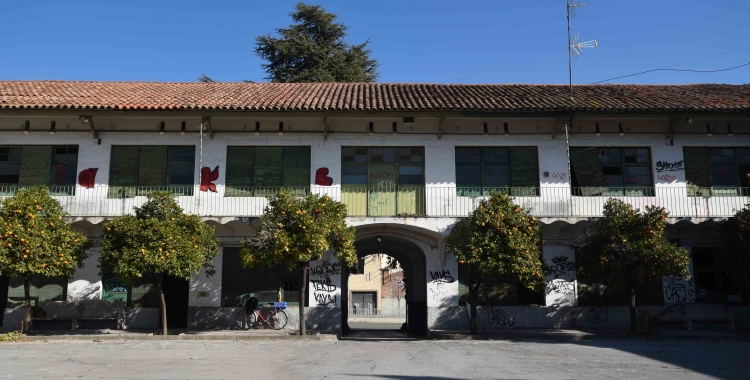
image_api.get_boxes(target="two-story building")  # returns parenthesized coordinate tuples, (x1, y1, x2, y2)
(1, 81, 749, 334)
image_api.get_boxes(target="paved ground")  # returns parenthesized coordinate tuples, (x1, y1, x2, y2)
(1, 338, 748, 379)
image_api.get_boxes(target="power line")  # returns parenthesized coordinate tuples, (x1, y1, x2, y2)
(454, 29, 568, 83)
(590, 46, 750, 84)
(591, 62, 750, 84)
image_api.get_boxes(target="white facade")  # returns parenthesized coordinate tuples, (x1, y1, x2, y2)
(2, 113, 749, 332)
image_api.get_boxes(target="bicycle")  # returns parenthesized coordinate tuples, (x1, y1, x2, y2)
(235, 302, 289, 330)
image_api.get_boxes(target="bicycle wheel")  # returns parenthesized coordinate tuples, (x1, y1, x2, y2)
(235, 310, 255, 330)
(269, 310, 289, 330)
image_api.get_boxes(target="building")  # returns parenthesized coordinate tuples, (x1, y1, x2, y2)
(1, 81, 749, 334)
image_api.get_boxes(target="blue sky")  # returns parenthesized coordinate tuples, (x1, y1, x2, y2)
(1, 0, 748, 84)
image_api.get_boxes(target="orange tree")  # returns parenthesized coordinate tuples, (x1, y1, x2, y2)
(575, 199, 690, 332)
(720, 203, 750, 284)
(240, 190, 356, 335)
(446, 191, 547, 335)
(0, 187, 90, 333)
(99, 192, 219, 335)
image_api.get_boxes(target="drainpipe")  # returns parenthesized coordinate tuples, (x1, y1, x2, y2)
(564, 117, 574, 217)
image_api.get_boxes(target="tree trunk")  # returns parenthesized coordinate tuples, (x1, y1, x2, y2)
(22, 278, 31, 334)
(299, 264, 308, 336)
(468, 272, 481, 335)
(157, 273, 168, 336)
(629, 287, 637, 333)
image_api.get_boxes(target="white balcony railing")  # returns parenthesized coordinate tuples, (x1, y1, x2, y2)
(1, 185, 749, 219)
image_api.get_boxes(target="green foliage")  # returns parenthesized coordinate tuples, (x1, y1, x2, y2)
(575, 199, 690, 293)
(255, 2, 379, 83)
(99, 192, 219, 284)
(446, 191, 547, 291)
(0, 331, 21, 342)
(198, 74, 215, 83)
(0, 187, 90, 279)
(720, 203, 750, 271)
(240, 190, 356, 270)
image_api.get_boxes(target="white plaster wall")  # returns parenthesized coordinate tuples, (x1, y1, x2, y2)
(67, 249, 102, 301)
(189, 248, 223, 307)
(543, 245, 577, 307)
(662, 246, 696, 304)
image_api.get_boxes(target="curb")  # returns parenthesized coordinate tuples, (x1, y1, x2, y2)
(426, 331, 750, 342)
(23, 334, 339, 342)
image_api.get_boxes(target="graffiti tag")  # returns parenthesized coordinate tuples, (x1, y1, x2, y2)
(658, 174, 678, 183)
(587, 306, 608, 323)
(655, 160, 684, 172)
(483, 307, 515, 328)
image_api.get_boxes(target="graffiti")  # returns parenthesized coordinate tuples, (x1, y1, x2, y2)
(658, 173, 678, 183)
(663, 276, 696, 304)
(54, 163, 70, 186)
(309, 261, 341, 276)
(483, 307, 515, 328)
(78, 168, 98, 188)
(373, 171, 394, 180)
(315, 167, 333, 186)
(552, 172, 567, 181)
(430, 282, 450, 302)
(200, 166, 219, 192)
(545, 279, 575, 295)
(550, 256, 575, 279)
(587, 306, 608, 323)
(429, 270, 455, 283)
(311, 276, 337, 307)
(655, 160, 684, 172)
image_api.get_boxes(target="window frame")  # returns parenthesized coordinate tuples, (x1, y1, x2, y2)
(340, 146, 426, 187)
(224, 146, 311, 197)
(455, 147, 512, 196)
(108, 145, 195, 197)
(571, 146, 655, 196)
(0, 145, 78, 195)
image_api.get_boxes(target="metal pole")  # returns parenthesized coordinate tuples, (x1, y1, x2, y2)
(567, 1, 574, 101)
(564, 118, 574, 216)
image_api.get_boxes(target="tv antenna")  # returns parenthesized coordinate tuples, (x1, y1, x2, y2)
(566, 0, 597, 100)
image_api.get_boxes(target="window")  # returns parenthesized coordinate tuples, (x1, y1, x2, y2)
(220, 247, 302, 306)
(225, 146, 311, 196)
(129, 277, 160, 308)
(570, 147, 654, 196)
(455, 147, 539, 196)
(691, 247, 748, 304)
(341, 147, 425, 216)
(0, 145, 78, 195)
(101, 272, 128, 303)
(351, 257, 366, 275)
(108, 146, 195, 197)
(684, 148, 750, 196)
(6, 275, 67, 308)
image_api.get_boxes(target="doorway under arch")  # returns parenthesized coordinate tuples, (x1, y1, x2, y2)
(341, 235, 428, 336)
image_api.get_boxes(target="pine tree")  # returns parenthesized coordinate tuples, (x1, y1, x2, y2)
(255, 2, 379, 83)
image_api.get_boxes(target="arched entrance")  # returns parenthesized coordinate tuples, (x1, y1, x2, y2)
(341, 235, 428, 336)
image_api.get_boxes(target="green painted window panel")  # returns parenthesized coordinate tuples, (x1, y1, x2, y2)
(283, 146, 311, 187)
(109, 146, 140, 187)
(137, 146, 168, 187)
(254, 147, 284, 188)
(510, 147, 539, 190)
(226, 146, 256, 189)
(18, 146, 53, 186)
(6, 275, 67, 308)
(50, 146, 79, 187)
(455, 147, 539, 196)
(570, 147, 608, 195)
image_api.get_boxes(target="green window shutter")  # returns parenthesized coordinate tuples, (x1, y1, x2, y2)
(138, 146, 168, 187)
(109, 146, 140, 187)
(457, 263, 470, 305)
(18, 146, 53, 186)
(283, 147, 311, 188)
(254, 147, 284, 188)
(510, 147, 539, 195)
(570, 147, 608, 196)
(226, 147, 255, 195)
(683, 148, 711, 196)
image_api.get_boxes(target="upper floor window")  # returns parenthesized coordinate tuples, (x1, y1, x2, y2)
(455, 147, 539, 196)
(570, 147, 654, 196)
(0, 145, 78, 194)
(225, 146, 310, 196)
(684, 148, 750, 196)
(108, 145, 195, 197)
(341, 147, 425, 186)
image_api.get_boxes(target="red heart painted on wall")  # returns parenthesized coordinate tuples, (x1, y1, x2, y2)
(315, 168, 333, 186)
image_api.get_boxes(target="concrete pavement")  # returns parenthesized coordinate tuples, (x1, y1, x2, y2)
(1, 338, 748, 379)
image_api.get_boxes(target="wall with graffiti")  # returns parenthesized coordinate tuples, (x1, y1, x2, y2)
(544, 245, 577, 307)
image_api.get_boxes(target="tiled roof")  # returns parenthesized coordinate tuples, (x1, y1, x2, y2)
(1, 81, 749, 113)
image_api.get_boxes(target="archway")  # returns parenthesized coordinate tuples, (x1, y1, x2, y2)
(341, 235, 428, 336)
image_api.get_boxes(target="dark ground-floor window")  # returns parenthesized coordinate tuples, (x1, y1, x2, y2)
(457, 264, 544, 306)
(6, 275, 68, 308)
(221, 247, 303, 307)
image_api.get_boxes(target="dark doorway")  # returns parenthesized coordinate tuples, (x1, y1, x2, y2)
(162, 275, 189, 329)
(343, 235, 427, 336)
(0, 275, 8, 327)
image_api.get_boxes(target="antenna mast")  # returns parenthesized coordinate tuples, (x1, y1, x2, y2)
(566, 0, 597, 100)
